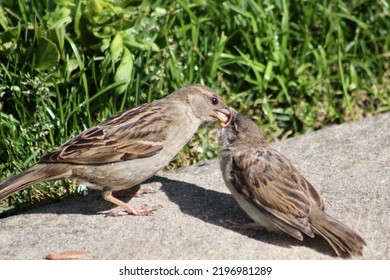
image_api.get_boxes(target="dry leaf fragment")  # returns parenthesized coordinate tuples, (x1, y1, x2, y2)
(46, 250, 87, 260)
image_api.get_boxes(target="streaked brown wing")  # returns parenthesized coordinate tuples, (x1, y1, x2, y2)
(40, 103, 170, 165)
(230, 147, 325, 237)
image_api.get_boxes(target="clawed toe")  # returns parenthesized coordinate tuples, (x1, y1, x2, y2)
(221, 220, 265, 230)
(98, 204, 163, 217)
(130, 204, 163, 216)
(100, 188, 162, 217)
(98, 209, 132, 217)
(131, 189, 156, 198)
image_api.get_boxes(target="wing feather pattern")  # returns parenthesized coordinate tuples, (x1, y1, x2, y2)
(40, 103, 171, 165)
(229, 148, 325, 239)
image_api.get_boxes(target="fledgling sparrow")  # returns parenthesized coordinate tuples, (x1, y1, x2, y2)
(0, 85, 232, 216)
(219, 113, 366, 257)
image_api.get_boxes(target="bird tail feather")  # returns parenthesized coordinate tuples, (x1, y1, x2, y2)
(0, 164, 70, 200)
(310, 209, 366, 257)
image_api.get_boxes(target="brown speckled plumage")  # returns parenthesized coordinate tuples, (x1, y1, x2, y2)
(0, 84, 231, 216)
(220, 113, 366, 257)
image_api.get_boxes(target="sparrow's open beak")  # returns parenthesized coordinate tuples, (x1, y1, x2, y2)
(215, 107, 237, 127)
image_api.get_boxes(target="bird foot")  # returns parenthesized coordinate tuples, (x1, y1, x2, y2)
(98, 204, 163, 217)
(223, 220, 265, 231)
(131, 189, 156, 198)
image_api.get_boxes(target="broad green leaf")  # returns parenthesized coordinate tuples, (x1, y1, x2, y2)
(35, 38, 60, 71)
(114, 47, 133, 94)
(110, 33, 123, 63)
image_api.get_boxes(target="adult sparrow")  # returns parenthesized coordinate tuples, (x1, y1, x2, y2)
(0, 84, 232, 216)
(219, 113, 366, 257)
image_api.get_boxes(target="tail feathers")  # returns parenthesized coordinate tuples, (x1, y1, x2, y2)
(310, 210, 366, 257)
(0, 164, 71, 200)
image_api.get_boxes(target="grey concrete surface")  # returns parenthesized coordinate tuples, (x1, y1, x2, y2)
(0, 113, 389, 260)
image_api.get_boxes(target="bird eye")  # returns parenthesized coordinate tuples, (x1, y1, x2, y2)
(210, 96, 219, 105)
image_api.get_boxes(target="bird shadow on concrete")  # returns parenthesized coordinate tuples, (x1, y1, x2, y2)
(0, 188, 138, 218)
(3, 175, 336, 258)
(154, 175, 336, 258)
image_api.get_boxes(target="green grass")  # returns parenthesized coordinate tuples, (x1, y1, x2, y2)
(0, 0, 389, 214)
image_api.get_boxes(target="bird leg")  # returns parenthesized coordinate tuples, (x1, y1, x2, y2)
(223, 220, 267, 231)
(98, 188, 162, 217)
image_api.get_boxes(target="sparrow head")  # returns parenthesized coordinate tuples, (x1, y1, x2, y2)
(220, 113, 267, 149)
(176, 84, 233, 126)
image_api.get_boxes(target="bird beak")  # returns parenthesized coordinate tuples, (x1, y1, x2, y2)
(215, 107, 236, 127)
